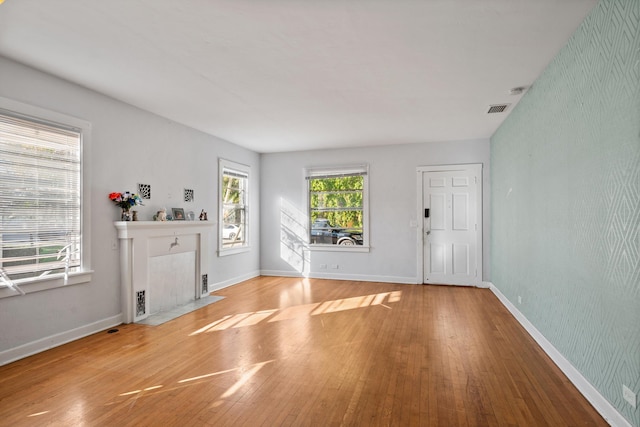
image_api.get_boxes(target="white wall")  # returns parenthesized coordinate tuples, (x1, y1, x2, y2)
(260, 140, 490, 283)
(0, 56, 260, 361)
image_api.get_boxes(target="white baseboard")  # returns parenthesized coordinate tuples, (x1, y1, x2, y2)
(0, 313, 123, 367)
(260, 269, 417, 285)
(488, 282, 630, 427)
(209, 270, 261, 292)
(259, 269, 304, 279)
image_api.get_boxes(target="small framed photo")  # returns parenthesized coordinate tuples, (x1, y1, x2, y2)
(172, 208, 185, 221)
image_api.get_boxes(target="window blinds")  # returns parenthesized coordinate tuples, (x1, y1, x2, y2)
(305, 165, 368, 180)
(0, 111, 82, 280)
(223, 168, 248, 179)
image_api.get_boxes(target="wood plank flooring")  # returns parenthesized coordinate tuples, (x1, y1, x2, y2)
(0, 277, 607, 426)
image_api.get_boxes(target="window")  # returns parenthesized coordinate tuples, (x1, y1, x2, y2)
(219, 159, 249, 255)
(0, 98, 91, 296)
(307, 165, 369, 250)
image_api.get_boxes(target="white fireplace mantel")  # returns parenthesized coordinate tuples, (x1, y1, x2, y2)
(115, 221, 215, 323)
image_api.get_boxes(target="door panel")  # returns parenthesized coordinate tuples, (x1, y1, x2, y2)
(430, 193, 446, 230)
(430, 177, 446, 187)
(452, 176, 469, 187)
(430, 243, 446, 274)
(422, 166, 481, 286)
(452, 193, 469, 230)
(452, 243, 470, 275)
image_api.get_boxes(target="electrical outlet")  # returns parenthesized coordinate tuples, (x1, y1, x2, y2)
(319, 264, 327, 269)
(623, 384, 636, 408)
(331, 264, 339, 269)
(111, 239, 118, 251)
(517, 296, 522, 305)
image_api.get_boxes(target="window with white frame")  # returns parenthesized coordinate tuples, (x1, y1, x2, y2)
(219, 159, 249, 254)
(306, 165, 369, 249)
(0, 100, 90, 292)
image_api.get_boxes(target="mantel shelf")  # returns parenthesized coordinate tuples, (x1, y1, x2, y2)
(114, 221, 215, 239)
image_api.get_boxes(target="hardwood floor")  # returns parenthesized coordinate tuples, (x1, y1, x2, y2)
(0, 277, 607, 426)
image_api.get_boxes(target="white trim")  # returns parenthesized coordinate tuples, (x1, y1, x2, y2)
(307, 245, 370, 253)
(416, 163, 483, 286)
(0, 96, 92, 293)
(0, 271, 93, 299)
(218, 158, 251, 255)
(260, 270, 304, 279)
(304, 163, 368, 178)
(0, 313, 122, 366)
(115, 221, 214, 323)
(488, 282, 631, 427)
(260, 270, 417, 285)
(304, 163, 370, 249)
(209, 270, 260, 292)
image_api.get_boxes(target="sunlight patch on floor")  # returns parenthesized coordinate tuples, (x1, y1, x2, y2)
(178, 367, 240, 384)
(220, 361, 271, 399)
(190, 291, 402, 335)
(114, 360, 275, 413)
(118, 385, 164, 397)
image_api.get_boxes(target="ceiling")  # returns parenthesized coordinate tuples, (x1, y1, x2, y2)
(0, 0, 597, 153)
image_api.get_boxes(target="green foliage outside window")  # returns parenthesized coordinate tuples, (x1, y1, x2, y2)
(222, 173, 246, 246)
(309, 175, 363, 231)
(223, 175, 244, 202)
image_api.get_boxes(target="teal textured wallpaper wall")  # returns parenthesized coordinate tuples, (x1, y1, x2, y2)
(491, 0, 639, 425)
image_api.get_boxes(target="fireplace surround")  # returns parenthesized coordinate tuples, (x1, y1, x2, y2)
(115, 221, 215, 323)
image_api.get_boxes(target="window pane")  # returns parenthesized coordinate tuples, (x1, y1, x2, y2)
(220, 161, 249, 251)
(0, 112, 81, 281)
(309, 175, 364, 246)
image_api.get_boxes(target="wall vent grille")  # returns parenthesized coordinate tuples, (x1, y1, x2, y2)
(138, 183, 151, 199)
(487, 104, 510, 114)
(202, 274, 208, 294)
(136, 290, 146, 316)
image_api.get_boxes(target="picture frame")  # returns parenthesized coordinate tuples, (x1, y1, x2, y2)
(171, 208, 185, 221)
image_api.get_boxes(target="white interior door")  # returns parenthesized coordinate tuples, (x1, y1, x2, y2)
(421, 165, 481, 286)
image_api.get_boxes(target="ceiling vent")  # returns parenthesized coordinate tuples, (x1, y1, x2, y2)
(487, 104, 510, 114)
(509, 86, 528, 95)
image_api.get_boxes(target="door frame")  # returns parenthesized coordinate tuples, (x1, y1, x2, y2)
(416, 163, 483, 286)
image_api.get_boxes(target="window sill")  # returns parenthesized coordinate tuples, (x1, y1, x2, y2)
(0, 270, 93, 299)
(308, 245, 370, 253)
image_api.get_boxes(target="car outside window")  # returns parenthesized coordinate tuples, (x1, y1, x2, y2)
(306, 165, 369, 250)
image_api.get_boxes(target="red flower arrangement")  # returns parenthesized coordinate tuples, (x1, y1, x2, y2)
(109, 192, 144, 210)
